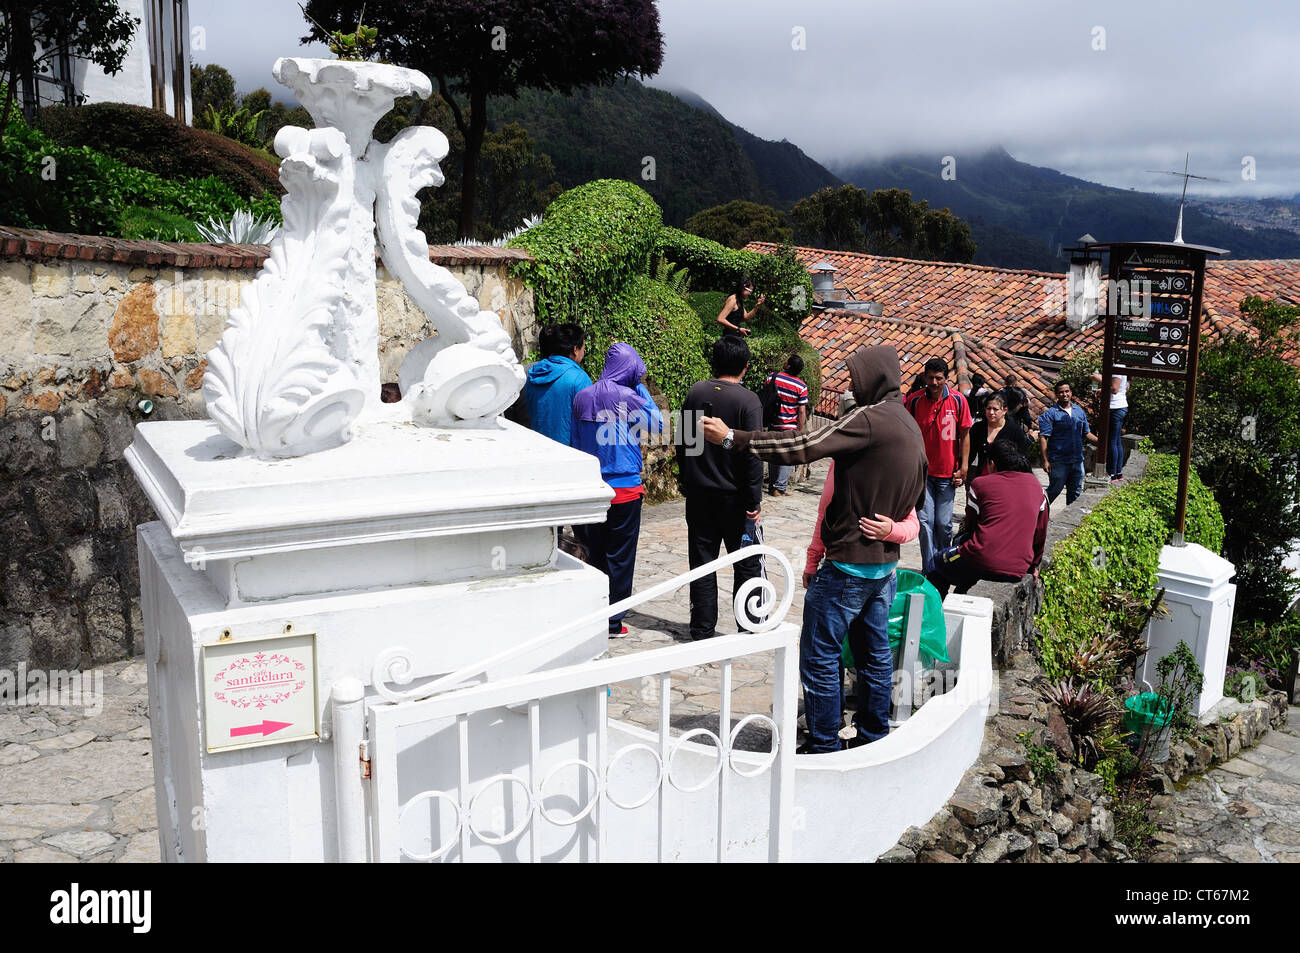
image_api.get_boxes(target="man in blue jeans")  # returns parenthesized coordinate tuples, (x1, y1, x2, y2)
(1038, 380, 1098, 505)
(700, 346, 928, 752)
(905, 358, 972, 571)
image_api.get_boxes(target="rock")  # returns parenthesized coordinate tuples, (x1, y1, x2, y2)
(0, 803, 100, 829)
(13, 846, 76, 863)
(876, 844, 916, 863)
(119, 832, 161, 863)
(1, 417, 56, 477)
(993, 749, 1033, 782)
(1006, 832, 1033, 855)
(1092, 806, 1116, 843)
(1061, 826, 1088, 851)
(1049, 812, 1073, 837)
(111, 787, 157, 835)
(1262, 823, 1300, 847)
(184, 360, 207, 391)
(978, 762, 1005, 783)
(1036, 829, 1060, 851)
(1211, 726, 1228, 761)
(1075, 769, 1105, 800)
(918, 848, 962, 863)
(1046, 711, 1075, 760)
(950, 778, 1004, 828)
(137, 368, 178, 398)
(55, 408, 103, 469)
(30, 728, 96, 751)
(109, 283, 158, 362)
(936, 816, 970, 857)
(1025, 785, 1045, 816)
(85, 577, 129, 663)
(1218, 844, 1261, 863)
(973, 833, 1010, 863)
(1062, 796, 1094, 824)
(0, 744, 39, 765)
(31, 470, 96, 539)
(42, 830, 117, 858)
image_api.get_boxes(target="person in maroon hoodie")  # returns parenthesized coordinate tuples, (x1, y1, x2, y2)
(925, 441, 1049, 598)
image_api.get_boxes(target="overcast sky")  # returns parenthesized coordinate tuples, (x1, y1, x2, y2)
(193, 0, 1300, 197)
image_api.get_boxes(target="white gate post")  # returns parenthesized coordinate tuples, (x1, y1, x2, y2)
(331, 678, 368, 863)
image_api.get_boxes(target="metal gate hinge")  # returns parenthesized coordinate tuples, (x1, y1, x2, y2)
(359, 740, 371, 779)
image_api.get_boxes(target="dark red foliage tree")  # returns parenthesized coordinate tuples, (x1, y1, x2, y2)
(302, 0, 664, 239)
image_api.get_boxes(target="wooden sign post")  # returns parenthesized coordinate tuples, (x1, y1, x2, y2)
(1090, 241, 1226, 546)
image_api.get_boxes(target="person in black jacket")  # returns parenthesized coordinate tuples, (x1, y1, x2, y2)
(968, 392, 1033, 479)
(678, 336, 765, 641)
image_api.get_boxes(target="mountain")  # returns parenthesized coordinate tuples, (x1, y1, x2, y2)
(487, 80, 839, 226)
(831, 148, 1300, 271)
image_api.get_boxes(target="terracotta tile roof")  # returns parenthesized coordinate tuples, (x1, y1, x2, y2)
(799, 308, 1055, 421)
(748, 242, 1300, 367)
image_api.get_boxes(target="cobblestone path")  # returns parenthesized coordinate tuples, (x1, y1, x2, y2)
(1160, 706, 1300, 863)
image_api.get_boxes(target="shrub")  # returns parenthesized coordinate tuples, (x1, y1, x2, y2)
(36, 102, 282, 201)
(1036, 453, 1223, 681)
(1229, 616, 1300, 692)
(1, 104, 278, 239)
(118, 206, 201, 242)
(658, 227, 812, 330)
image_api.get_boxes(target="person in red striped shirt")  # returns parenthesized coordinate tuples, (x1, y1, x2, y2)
(764, 354, 809, 496)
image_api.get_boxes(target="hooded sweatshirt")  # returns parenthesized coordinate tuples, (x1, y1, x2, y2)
(733, 345, 928, 566)
(524, 355, 592, 446)
(572, 343, 664, 490)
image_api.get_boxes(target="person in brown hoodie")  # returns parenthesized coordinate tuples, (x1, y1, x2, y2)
(702, 345, 928, 752)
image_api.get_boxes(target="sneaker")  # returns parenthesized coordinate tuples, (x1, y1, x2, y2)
(609, 625, 629, 637)
(1110, 475, 1124, 483)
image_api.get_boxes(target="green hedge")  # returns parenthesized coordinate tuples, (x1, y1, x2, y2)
(509, 179, 662, 326)
(510, 181, 707, 408)
(1, 104, 280, 239)
(37, 102, 283, 202)
(659, 226, 813, 329)
(1036, 452, 1224, 681)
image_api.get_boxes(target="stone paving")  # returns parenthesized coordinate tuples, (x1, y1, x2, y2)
(1160, 706, 1300, 863)
(0, 659, 158, 863)
(2, 459, 1298, 862)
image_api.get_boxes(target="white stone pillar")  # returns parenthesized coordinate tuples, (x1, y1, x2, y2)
(128, 418, 613, 861)
(1140, 543, 1237, 716)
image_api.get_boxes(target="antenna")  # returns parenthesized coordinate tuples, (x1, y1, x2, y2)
(1144, 153, 1227, 244)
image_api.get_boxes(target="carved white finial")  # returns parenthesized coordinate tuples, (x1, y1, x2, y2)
(202, 57, 524, 457)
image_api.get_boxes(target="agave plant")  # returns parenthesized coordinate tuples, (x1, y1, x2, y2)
(453, 214, 543, 248)
(1043, 678, 1120, 769)
(195, 209, 281, 245)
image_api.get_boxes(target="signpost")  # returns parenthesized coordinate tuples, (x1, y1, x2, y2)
(1091, 240, 1227, 546)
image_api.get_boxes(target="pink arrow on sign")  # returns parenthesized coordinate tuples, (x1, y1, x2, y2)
(230, 720, 293, 738)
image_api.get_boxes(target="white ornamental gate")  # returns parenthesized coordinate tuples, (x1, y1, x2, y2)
(329, 546, 800, 863)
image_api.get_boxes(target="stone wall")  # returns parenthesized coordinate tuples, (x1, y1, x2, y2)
(0, 227, 537, 670)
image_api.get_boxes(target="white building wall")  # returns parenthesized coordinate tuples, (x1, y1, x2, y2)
(72, 0, 192, 123)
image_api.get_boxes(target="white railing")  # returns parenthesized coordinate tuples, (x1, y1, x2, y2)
(334, 545, 800, 863)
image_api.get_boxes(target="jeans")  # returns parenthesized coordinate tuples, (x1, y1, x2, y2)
(1108, 408, 1128, 478)
(917, 476, 956, 572)
(575, 497, 643, 633)
(768, 462, 793, 493)
(1046, 459, 1085, 505)
(685, 492, 763, 640)
(799, 564, 897, 752)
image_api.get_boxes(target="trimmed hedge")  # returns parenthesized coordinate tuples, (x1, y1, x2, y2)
(510, 180, 707, 408)
(510, 179, 663, 325)
(659, 226, 813, 329)
(37, 102, 283, 201)
(1036, 452, 1224, 681)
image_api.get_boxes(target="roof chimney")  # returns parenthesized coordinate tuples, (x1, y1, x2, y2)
(1066, 235, 1101, 331)
(809, 261, 837, 301)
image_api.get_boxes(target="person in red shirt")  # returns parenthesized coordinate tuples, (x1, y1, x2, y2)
(925, 441, 1049, 598)
(904, 358, 972, 571)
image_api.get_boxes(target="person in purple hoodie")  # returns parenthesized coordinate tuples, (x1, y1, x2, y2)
(572, 343, 664, 636)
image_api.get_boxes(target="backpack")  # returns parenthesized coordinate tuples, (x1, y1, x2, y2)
(758, 374, 782, 428)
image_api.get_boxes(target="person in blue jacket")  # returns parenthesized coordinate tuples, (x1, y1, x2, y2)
(571, 342, 664, 636)
(524, 323, 591, 444)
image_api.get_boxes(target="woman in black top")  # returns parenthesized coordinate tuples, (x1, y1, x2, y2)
(969, 392, 1032, 478)
(716, 277, 765, 337)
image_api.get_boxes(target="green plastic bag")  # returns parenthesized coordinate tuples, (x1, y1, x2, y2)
(841, 570, 951, 669)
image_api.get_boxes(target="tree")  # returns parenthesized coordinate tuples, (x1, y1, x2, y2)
(190, 63, 237, 122)
(0, 0, 137, 136)
(684, 200, 792, 249)
(302, 0, 664, 239)
(241, 87, 272, 116)
(791, 185, 976, 263)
